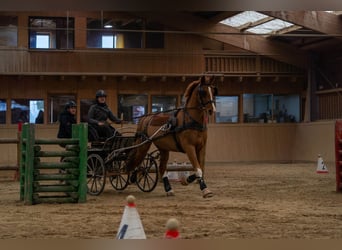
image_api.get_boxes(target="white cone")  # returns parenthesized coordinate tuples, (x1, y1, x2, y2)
(316, 154, 328, 174)
(116, 195, 146, 239)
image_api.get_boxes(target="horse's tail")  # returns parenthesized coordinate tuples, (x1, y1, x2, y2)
(125, 116, 152, 172)
(125, 148, 138, 172)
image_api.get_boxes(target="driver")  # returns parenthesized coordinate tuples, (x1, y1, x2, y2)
(87, 89, 122, 141)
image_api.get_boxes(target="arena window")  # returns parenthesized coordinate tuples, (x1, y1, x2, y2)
(0, 16, 18, 47)
(87, 17, 164, 49)
(10, 99, 44, 124)
(35, 33, 50, 48)
(243, 94, 300, 123)
(48, 95, 75, 123)
(215, 96, 239, 123)
(28, 16, 74, 50)
(101, 35, 117, 48)
(0, 99, 6, 124)
(118, 94, 148, 124)
(151, 95, 177, 113)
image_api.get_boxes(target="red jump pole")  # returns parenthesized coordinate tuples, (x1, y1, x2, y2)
(335, 120, 342, 192)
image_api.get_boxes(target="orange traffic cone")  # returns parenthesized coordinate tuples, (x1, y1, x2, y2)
(164, 218, 180, 239)
(316, 154, 328, 174)
(116, 195, 146, 239)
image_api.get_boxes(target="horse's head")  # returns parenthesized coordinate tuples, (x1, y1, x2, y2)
(197, 75, 218, 114)
(184, 75, 218, 114)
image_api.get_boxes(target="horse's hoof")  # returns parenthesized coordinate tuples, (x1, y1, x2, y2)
(180, 177, 189, 186)
(202, 188, 213, 198)
(166, 190, 175, 196)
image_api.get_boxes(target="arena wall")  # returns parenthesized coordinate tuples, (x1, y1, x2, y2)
(206, 120, 335, 164)
(0, 121, 336, 168)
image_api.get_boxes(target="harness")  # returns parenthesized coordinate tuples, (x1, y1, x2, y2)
(171, 108, 208, 152)
(138, 79, 215, 153)
(137, 107, 208, 153)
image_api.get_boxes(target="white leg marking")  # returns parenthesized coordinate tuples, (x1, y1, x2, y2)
(195, 168, 203, 178)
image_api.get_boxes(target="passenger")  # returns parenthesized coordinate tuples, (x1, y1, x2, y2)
(57, 101, 77, 139)
(87, 89, 122, 142)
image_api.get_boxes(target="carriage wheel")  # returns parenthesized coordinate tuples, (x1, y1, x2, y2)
(87, 153, 106, 196)
(109, 160, 129, 191)
(135, 154, 159, 192)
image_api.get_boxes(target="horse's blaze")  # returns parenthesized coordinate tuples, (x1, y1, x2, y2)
(208, 87, 217, 112)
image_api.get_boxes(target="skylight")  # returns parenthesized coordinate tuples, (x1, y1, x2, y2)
(246, 19, 294, 34)
(220, 11, 298, 35)
(220, 11, 268, 28)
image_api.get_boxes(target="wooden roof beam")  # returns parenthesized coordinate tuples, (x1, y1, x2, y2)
(260, 11, 342, 37)
(136, 12, 309, 69)
(237, 16, 274, 32)
(270, 24, 302, 35)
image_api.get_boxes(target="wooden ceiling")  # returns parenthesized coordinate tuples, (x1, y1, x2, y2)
(2, 10, 341, 70)
(134, 11, 342, 69)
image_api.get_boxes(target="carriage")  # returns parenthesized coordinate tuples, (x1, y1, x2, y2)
(86, 129, 160, 195)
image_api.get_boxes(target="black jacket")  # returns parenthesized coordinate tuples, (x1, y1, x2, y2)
(57, 111, 76, 138)
(88, 102, 121, 125)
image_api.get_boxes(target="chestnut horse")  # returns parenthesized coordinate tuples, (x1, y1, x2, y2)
(126, 75, 217, 198)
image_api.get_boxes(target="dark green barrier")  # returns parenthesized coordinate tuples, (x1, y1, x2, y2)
(20, 123, 88, 205)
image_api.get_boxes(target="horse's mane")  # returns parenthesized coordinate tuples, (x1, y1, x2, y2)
(183, 76, 204, 104)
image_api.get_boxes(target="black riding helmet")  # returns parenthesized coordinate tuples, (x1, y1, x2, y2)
(96, 89, 107, 98)
(65, 101, 77, 110)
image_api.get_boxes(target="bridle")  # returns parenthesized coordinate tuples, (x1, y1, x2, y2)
(197, 82, 217, 112)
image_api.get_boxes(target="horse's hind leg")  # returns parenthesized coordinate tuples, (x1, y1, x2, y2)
(158, 150, 174, 196)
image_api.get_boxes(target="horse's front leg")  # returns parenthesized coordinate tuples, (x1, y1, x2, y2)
(197, 144, 206, 177)
(159, 150, 174, 196)
(197, 146, 213, 198)
(181, 146, 213, 198)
